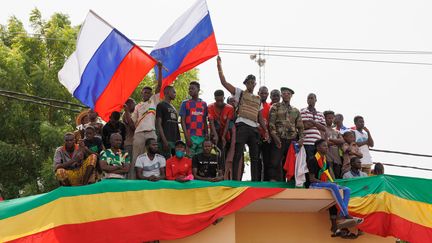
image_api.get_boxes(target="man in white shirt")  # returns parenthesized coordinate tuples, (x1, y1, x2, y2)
(135, 138, 166, 181)
(353, 115, 374, 174)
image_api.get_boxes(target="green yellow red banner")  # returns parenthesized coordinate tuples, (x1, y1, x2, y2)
(0, 180, 288, 242)
(338, 175, 432, 243)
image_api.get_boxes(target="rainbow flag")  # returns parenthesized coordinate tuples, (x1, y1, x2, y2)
(339, 175, 432, 243)
(0, 180, 287, 242)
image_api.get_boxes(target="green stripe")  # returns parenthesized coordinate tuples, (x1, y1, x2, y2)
(337, 174, 432, 204)
(0, 180, 293, 220)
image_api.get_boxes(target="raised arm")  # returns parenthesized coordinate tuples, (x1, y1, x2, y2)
(155, 62, 163, 94)
(360, 127, 374, 147)
(217, 56, 236, 95)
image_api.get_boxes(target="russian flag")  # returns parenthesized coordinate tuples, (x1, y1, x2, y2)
(59, 11, 157, 121)
(150, 0, 218, 97)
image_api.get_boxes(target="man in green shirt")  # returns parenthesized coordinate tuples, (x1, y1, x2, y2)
(100, 133, 130, 179)
(268, 87, 304, 181)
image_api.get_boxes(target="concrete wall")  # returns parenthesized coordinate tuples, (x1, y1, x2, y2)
(164, 212, 395, 243)
(236, 212, 395, 243)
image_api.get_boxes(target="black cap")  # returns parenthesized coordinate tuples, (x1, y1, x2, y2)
(175, 140, 186, 147)
(243, 74, 256, 84)
(280, 87, 295, 94)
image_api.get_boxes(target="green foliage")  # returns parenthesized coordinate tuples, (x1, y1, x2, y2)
(0, 9, 198, 199)
(0, 9, 79, 199)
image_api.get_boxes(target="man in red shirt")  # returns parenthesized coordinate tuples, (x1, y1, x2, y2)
(208, 90, 234, 160)
(166, 140, 193, 181)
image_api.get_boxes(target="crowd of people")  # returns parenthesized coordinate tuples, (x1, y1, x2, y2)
(53, 57, 384, 237)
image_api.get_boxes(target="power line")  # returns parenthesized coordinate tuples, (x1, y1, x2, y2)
(0, 89, 87, 108)
(371, 148, 432, 158)
(217, 48, 432, 55)
(0, 92, 82, 113)
(12, 32, 432, 55)
(220, 50, 432, 66)
(132, 38, 432, 54)
(376, 162, 432, 172)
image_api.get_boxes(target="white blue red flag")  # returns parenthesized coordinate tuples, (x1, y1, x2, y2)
(150, 0, 218, 96)
(58, 11, 157, 121)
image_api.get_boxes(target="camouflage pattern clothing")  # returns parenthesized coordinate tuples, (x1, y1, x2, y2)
(268, 102, 304, 140)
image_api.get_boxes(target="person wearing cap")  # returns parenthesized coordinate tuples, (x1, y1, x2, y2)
(73, 109, 90, 142)
(217, 56, 269, 181)
(267, 87, 304, 181)
(165, 140, 193, 181)
(85, 109, 103, 138)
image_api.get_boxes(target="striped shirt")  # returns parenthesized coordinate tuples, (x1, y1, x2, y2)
(132, 94, 160, 133)
(301, 108, 325, 145)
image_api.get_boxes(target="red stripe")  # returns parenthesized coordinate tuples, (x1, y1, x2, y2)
(351, 211, 432, 243)
(160, 33, 218, 98)
(94, 46, 157, 121)
(10, 187, 282, 243)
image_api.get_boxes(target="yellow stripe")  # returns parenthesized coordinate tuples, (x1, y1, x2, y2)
(349, 191, 432, 228)
(0, 186, 247, 242)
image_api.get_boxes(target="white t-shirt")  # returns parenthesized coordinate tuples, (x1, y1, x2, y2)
(343, 170, 368, 179)
(233, 87, 262, 128)
(354, 129, 373, 165)
(135, 153, 166, 177)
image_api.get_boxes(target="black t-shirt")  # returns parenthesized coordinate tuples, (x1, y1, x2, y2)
(102, 121, 126, 148)
(84, 137, 103, 154)
(192, 153, 221, 178)
(156, 101, 180, 143)
(305, 156, 329, 188)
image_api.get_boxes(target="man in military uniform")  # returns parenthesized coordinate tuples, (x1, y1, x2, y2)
(268, 87, 304, 181)
(217, 56, 269, 181)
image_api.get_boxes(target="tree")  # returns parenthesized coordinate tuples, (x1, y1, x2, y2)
(0, 9, 197, 199)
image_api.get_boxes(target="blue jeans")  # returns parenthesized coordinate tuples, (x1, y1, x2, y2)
(311, 182, 351, 217)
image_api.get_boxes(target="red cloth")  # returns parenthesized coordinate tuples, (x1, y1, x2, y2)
(283, 143, 296, 180)
(166, 156, 192, 180)
(258, 102, 271, 138)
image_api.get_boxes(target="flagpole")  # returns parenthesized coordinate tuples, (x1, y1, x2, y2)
(88, 10, 115, 29)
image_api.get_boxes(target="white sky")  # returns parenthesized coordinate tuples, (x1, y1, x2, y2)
(2, 0, 432, 179)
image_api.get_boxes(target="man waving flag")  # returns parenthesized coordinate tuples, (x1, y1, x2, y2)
(151, 0, 219, 97)
(58, 10, 157, 121)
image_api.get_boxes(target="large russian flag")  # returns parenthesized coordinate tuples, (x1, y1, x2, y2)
(59, 11, 157, 121)
(150, 0, 218, 97)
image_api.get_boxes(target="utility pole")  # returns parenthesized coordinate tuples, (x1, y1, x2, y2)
(250, 49, 266, 86)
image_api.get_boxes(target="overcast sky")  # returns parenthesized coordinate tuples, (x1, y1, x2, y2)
(2, 0, 431, 179)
